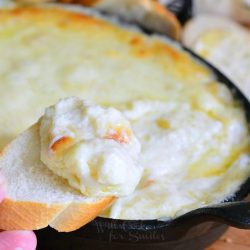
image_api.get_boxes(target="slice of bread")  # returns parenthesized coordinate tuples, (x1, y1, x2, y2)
(0, 123, 114, 232)
(192, 0, 250, 25)
(182, 15, 247, 48)
(65, 0, 181, 39)
(182, 15, 250, 100)
(14, 0, 181, 39)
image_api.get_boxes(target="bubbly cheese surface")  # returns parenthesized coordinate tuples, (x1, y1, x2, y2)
(103, 98, 250, 219)
(0, 7, 249, 220)
(0, 7, 212, 149)
(40, 97, 142, 196)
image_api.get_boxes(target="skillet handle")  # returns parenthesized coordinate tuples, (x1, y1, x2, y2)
(173, 201, 250, 229)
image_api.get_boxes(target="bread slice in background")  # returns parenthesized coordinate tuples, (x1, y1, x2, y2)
(0, 123, 114, 232)
(62, 0, 181, 39)
(182, 15, 250, 100)
(192, 0, 250, 25)
(13, 0, 181, 39)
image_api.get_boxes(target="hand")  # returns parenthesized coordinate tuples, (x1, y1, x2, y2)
(0, 174, 37, 250)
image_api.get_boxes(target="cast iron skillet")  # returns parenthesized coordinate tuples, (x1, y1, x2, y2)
(36, 2, 250, 250)
(35, 49, 250, 250)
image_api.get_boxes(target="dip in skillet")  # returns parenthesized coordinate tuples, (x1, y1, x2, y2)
(0, 7, 249, 220)
(104, 96, 250, 219)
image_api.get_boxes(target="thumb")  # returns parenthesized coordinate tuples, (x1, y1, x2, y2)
(0, 173, 37, 250)
(0, 231, 37, 250)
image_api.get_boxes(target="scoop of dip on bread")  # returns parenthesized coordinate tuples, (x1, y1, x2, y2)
(40, 97, 142, 197)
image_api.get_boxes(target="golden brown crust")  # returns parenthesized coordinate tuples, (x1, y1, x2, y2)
(0, 6, 210, 103)
(12, 0, 181, 39)
(50, 196, 115, 232)
(50, 136, 74, 156)
(0, 197, 114, 231)
(0, 198, 65, 230)
(0, 7, 105, 29)
(0, 6, 210, 119)
(151, 1, 181, 40)
(0, 7, 207, 77)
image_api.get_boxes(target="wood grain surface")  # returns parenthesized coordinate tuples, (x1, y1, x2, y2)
(207, 227, 250, 250)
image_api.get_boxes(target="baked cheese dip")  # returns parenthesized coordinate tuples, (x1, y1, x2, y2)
(40, 97, 142, 197)
(0, 7, 249, 220)
(105, 98, 250, 219)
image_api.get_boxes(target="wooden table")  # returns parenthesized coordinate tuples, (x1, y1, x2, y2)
(207, 227, 250, 250)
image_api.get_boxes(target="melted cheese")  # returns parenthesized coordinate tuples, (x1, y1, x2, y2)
(40, 97, 142, 196)
(0, 7, 211, 149)
(102, 99, 250, 219)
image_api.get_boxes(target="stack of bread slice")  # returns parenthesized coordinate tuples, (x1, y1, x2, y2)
(182, 15, 250, 99)
(14, 0, 181, 39)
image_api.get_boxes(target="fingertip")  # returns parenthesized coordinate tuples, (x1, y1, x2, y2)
(0, 230, 37, 250)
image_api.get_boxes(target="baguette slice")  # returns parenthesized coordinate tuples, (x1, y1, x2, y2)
(0, 123, 114, 232)
(192, 0, 250, 25)
(60, 0, 181, 39)
(70, 0, 181, 39)
(14, 0, 181, 39)
(182, 15, 250, 100)
(182, 14, 247, 48)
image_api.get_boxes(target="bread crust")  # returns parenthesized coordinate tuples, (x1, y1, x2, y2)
(144, 0, 181, 39)
(50, 197, 115, 232)
(0, 197, 114, 231)
(0, 198, 65, 230)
